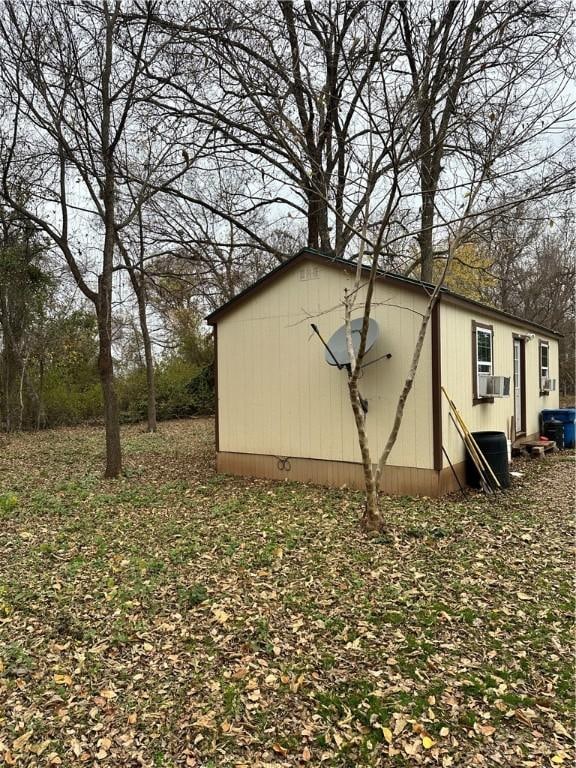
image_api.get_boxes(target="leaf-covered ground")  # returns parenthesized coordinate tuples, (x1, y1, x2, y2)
(0, 420, 574, 768)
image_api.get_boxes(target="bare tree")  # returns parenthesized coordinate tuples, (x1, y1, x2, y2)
(115, 210, 158, 432)
(0, 0, 200, 473)
(397, 1, 574, 280)
(141, 1, 407, 259)
(145, 2, 573, 270)
(481, 201, 576, 395)
(146, 173, 297, 314)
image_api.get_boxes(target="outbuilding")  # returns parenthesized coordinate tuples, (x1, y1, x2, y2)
(206, 248, 560, 496)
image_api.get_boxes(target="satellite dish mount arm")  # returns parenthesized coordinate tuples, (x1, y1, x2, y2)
(310, 323, 343, 369)
(311, 324, 368, 414)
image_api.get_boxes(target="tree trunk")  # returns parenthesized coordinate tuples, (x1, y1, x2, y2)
(0, 301, 41, 431)
(98, 4, 122, 478)
(2, 348, 13, 432)
(119, 214, 158, 434)
(37, 354, 46, 429)
(18, 352, 27, 431)
(135, 280, 157, 432)
(0, 290, 17, 431)
(96, 304, 122, 478)
(348, 376, 384, 534)
(2, 349, 12, 432)
(417, 99, 436, 283)
(307, 189, 321, 250)
(419, 181, 435, 283)
(307, 167, 331, 252)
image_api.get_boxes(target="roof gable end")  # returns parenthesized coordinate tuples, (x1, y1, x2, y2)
(206, 248, 560, 338)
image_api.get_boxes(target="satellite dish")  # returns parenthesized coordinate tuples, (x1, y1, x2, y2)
(324, 318, 379, 367)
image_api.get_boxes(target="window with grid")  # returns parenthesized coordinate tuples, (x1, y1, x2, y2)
(539, 341, 549, 389)
(476, 327, 493, 395)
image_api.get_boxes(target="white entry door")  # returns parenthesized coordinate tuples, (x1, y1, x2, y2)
(513, 338, 523, 434)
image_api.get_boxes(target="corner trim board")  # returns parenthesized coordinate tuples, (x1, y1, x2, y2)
(214, 325, 219, 452)
(431, 297, 442, 471)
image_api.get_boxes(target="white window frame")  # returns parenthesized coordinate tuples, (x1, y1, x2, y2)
(539, 340, 550, 392)
(473, 322, 494, 402)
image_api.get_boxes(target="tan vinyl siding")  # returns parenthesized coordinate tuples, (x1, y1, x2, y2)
(440, 301, 560, 465)
(217, 258, 435, 469)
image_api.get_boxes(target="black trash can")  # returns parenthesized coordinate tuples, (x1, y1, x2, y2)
(466, 431, 511, 489)
(543, 418, 564, 449)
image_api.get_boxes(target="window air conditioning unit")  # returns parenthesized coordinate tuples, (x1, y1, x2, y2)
(478, 374, 511, 398)
(541, 377, 556, 392)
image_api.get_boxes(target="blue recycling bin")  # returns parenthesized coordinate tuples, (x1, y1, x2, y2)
(541, 408, 576, 448)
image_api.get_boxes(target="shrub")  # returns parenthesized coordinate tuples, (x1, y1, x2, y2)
(117, 356, 215, 424)
(42, 376, 103, 427)
(186, 363, 215, 414)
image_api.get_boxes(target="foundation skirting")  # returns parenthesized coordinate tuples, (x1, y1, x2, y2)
(216, 451, 466, 497)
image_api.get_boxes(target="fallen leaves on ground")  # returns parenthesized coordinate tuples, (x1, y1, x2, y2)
(0, 420, 573, 767)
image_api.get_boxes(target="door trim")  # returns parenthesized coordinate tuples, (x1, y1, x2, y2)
(513, 335, 527, 437)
